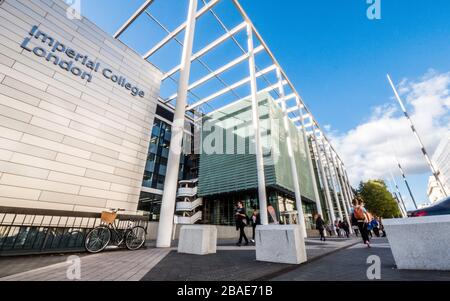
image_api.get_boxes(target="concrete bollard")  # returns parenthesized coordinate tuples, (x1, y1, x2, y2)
(177, 225, 217, 255)
(384, 215, 450, 270)
(255, 224, 307, 264)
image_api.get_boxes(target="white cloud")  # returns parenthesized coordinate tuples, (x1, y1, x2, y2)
(330, 70, 450, 186)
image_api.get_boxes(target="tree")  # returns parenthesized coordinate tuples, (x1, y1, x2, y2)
(357, 180, 402, 218)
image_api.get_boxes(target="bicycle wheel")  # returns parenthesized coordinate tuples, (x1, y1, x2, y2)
(125, 226, 146, 250)
(85, 226, 111, 253)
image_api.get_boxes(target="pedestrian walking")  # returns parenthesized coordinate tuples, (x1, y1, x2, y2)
(315, 214, 326, 241)
(351, 197, 371, 248)
(371, 216, 380, 237)
(235, 201, 249, 246)
(326, 224, 333, 236)
(335, 220, 341, 237)
(250, 206, 260, 243)
(341, 219, 350, 238)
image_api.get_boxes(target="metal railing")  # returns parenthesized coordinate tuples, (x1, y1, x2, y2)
(0, 207, 149, 256)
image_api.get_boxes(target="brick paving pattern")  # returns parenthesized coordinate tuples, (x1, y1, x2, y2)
(0, 252, 88, 278)
(0, 248, 170, 281)
(0, 238, 357, 281)
(7, 237, 447, 281)
(272, 237, 450, 281)
(140, 238, 358, 281)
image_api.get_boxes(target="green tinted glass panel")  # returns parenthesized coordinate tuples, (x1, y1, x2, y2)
(198, 92, 316, 202)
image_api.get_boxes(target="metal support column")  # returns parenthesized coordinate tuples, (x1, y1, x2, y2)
(397, 162, 418, 209)
(276, 69, 307, 237)
(333, 155, 353, 233)
(312, 132, 336, 231)
(337, 161, 353, 214)
(322, 139, 343, 222)
(344, 169, 355, 200)
(390, 172, 408, 216)
(388, 74, 448, 198)
(156, 0, 198, 248)
(341, 163, 356, 219)
(298, 107, 324, 220)
(247, 23, 269, 225)
(312, 134, 336, 232)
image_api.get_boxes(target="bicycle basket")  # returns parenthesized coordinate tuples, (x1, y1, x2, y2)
(101, 211, 117, 224)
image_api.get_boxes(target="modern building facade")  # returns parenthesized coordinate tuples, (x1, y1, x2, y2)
(138, 102, 198, 221)
(0, 0, 161, 213)
(197, 92, 318, 228)
(1, 0, 355, 246)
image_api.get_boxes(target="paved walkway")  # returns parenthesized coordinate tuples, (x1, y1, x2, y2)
(3, 237, 449, 281)
(272, 237, 450, 281)
(0, 252, 89, 279)
(140, 238, 358, 281)
(0, 248, 170, 281)
(0, 237, 357, 281)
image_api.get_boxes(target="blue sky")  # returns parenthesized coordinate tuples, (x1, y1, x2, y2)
(79, 0, 450, 208)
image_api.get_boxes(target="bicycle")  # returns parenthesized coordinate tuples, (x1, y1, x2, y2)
(84, 209, 146, 253)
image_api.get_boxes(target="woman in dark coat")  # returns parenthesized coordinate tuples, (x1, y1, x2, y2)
(315, 214, 326, 241)
(235, 201, 249, 246)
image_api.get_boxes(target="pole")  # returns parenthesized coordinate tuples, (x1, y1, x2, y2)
(390, 171, 408, 215)
(247, 23, 269, 225)
(311, 132, 336, 232)
(322, 139, 343, 221)
(339, 162, 354, 211)
(157, 0, 198, 248)
(337, 161, 354, 228)
(387, 74, 447, 197)
(385, 178, 406, 217)
(343, 169, 355, 200)
(276, 68, 307, 237)
(331, 151, 353, 233)
(298, 107, 324, 220)
(397, 162, 418, 209)
(394, 192, 407, 217)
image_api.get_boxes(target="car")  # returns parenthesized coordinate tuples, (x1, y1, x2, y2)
(408, 196, 450, 217)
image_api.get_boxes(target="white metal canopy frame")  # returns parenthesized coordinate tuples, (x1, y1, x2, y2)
(113, 0, 355, 246)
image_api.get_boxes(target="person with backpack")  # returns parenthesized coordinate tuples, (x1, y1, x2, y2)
(315, 214, 326, 241)
(350, 210, 359, 237)
(371, 216, 380, 237)
(351, 197, 371, 248)
(235, 201, 249, 246)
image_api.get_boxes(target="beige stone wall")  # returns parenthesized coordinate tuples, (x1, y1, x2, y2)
(0, 0, 162, 213)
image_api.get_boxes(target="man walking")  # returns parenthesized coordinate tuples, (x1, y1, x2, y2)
(235, 201, 249, 246)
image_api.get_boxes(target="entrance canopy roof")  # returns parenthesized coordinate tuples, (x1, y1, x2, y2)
(112, 0, 346, 167)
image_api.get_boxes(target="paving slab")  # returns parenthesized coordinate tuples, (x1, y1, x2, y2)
(140, 238, 359, 281)
(272, 238, 450, 281)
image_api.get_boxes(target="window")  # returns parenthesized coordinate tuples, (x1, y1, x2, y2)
(141, 117, 198, 189)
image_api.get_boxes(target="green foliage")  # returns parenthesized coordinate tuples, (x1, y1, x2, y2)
(357, 179, 402, 218)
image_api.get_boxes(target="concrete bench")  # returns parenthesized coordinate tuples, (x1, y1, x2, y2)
(255, 224, 307, 264)
(384, 215, 450, 270)
(177, 225, 217, 255)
